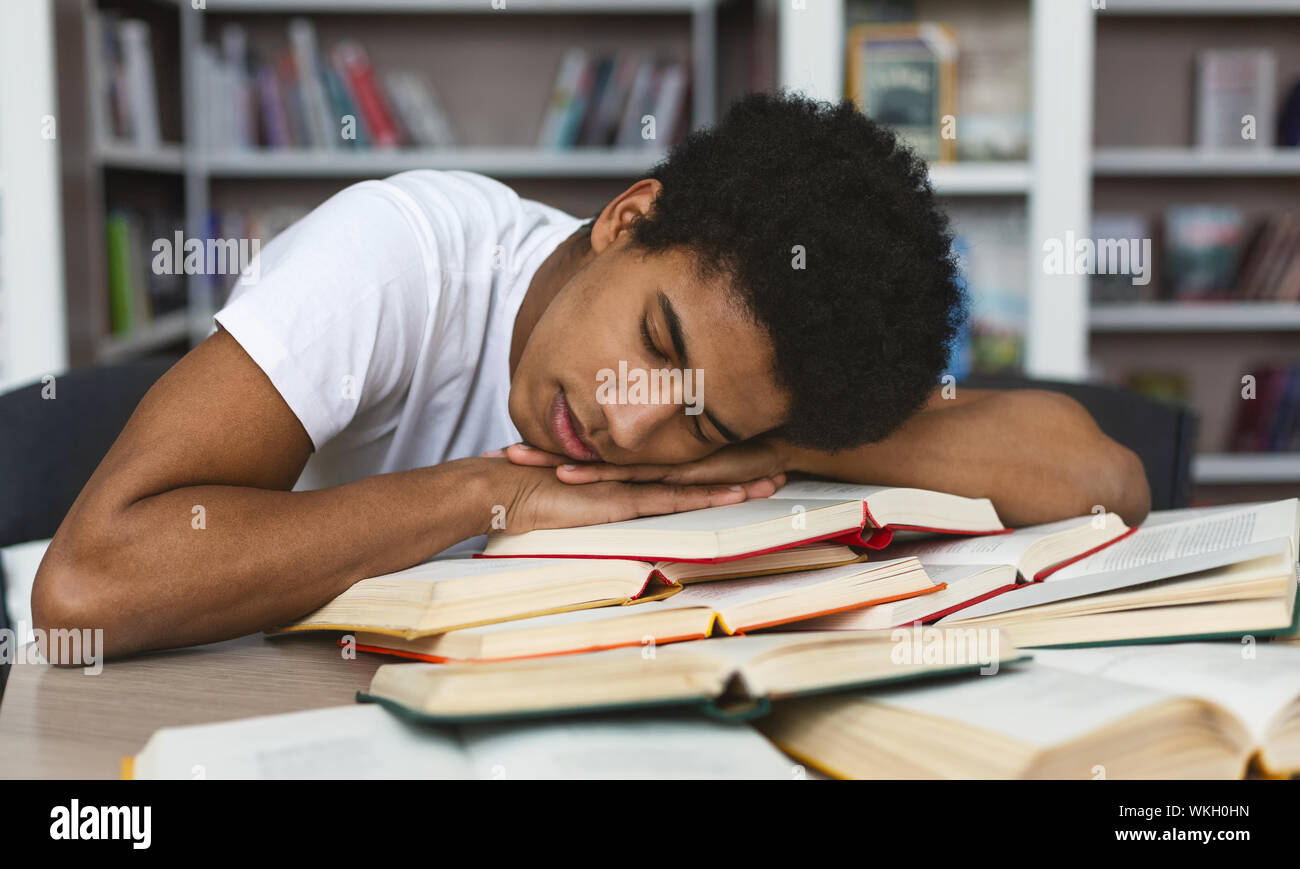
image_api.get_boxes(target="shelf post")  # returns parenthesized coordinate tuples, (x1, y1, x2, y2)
(1025, 0, 1094, 381)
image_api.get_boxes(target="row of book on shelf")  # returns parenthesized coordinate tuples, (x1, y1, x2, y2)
(127, 480, 1300, 779)
(1229, 363, 1300, 454)
(1092, 207, 1300, 304)
(104, 207, 306, 338)
(198, 20, 455, 152)
(88, 12, 690, 154)
(537, 49, 689, 150)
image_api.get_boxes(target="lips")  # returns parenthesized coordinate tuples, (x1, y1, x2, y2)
(549, 389, 601, 462)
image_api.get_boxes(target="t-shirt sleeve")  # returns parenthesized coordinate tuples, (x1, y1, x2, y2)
(213, 181, 438, 450)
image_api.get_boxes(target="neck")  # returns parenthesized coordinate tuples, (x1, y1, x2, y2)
(509, 223, 594, 377)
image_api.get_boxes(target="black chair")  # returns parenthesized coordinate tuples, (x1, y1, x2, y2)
(0, 356, 177, 694)
(959, 375, 1198, 512)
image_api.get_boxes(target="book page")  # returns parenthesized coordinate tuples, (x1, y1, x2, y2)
(459, 712, 797, 779)
(457, 598, 703, 635)
(922, 563, 1011, 585)
(564, 497, 850, 532)
(1051, 500, 1298, 580)
(869, 664, 1172, 749)
(135, 705, 471, 779)
(769, 480, 890, 500)
(376, 556, 643, 583)
(884, 516, 1089, 567)
(1033, 642, 1300, 742)
(663, 559, 912, 609)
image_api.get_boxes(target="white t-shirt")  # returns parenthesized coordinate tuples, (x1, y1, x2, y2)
(213, 170, 586, 493)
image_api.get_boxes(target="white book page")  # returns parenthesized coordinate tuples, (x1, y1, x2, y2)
(1032, 642, 1300, 743)
(769, 481, 890, 500)
(573, 498, 849, 532)
(459, 712, 796, 779)
(883, 517, 1088, 567)
(1051, 500, 1298, 581)
(373, 556, 650, 586)
(923, 563, 1010, 585)
(136, 705, 471, 780)
(869, 664, 1171, 748)
(663, 559, 913, 609)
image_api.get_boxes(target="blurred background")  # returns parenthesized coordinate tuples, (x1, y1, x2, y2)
(1, 0, 1299, 632)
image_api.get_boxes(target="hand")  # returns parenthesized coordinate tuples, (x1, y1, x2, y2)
(479, 457, 778, 536)
(485, 439, 790, 490)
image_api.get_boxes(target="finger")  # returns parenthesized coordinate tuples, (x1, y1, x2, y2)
(480, 448, 506, 458)
(739, 476, 780, 498)
(554, 461, 682, 484)
(614, 481, 751, 518)
(504, 442, 567, 467)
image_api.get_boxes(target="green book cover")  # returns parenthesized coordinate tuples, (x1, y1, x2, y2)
(104, 212, 135, 336)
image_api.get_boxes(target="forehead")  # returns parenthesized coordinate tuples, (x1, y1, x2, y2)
(635, 246, 791, 436)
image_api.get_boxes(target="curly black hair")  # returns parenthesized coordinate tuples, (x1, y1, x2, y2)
(623, 90, 967, 452)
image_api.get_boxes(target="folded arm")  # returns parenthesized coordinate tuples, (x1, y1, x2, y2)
(531, 388, 1152, 528)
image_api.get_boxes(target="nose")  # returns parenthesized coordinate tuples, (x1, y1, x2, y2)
(601, 398, 683, 455)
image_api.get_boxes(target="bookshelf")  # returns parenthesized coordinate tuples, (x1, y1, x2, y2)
(56, 0, 743, 366)
(51, 0, 1298, 495)
(1091, 0, 1300, 495)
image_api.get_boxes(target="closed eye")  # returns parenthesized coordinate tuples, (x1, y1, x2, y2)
(641, 314, 669, 362)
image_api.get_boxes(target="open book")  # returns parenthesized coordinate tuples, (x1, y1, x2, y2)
(940, 502, 1300, 648)
(351, 558, 940, 662)
(481, 484, 1005, 562)
(1033, 642, 1300, 776)
(359, 629, 1022, 722)
(125, 704, 796, 780)
(885, 511, 1134, 583)
(758, 662, 1260, 779)
(269, 543, 860, 639)
(768, 479, 1006, 548)
(792, 563, 1018, 631)
(952, 499, 1299, 620)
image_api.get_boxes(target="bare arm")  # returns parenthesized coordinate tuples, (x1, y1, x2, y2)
(783, 388, 1152, 527)
(32, 329, 777, 658)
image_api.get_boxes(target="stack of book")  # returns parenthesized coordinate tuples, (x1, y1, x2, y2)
(197, 19, 456, 152)
(127, 483, 1300, 779)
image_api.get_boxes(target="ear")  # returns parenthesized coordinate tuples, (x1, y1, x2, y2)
(590, 178, 663, 255)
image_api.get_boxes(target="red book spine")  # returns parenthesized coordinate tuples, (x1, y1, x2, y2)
(343, 52, 399, 147)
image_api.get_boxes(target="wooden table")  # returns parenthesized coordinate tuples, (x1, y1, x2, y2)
(0, 633, 381, 779)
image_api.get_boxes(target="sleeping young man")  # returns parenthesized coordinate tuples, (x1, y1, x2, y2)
(33, 92, 1149, 658)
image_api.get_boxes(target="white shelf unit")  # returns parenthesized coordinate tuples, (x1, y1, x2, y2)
(1099, 0, 1300, 16)
(96, 309, 190, 363)
(1094, 147, 1300, 176)
(1089, 2, 1300, 488)
(928, 162, 1032, 196)
(1193, 453, 1300, 485)
(1091, 303, 1300, 332)
(201, 147, 672, 179)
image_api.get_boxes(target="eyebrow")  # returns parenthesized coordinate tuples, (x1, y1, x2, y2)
(656, 290, 742, 444)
